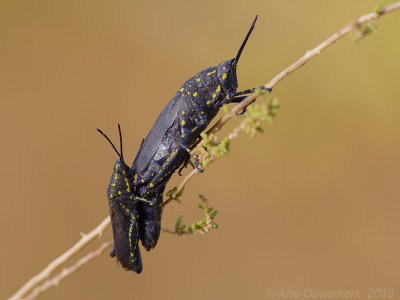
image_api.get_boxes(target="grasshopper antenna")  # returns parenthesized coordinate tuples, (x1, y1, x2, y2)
(117, 123, 124, 163)
(234, 15, 258, 65)
(97, 127, 121, 158)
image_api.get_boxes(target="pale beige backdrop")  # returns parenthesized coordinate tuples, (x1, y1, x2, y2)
(2, 1, 400, 299)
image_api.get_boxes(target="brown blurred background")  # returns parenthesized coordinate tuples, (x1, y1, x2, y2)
(2, 0, 400, 299)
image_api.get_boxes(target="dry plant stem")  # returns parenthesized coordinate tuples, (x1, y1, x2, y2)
(8, 216, 111, 300)
(207, 1, 400, 135)
(197, 194, 214, 234)
(162, 168, 199, 207)
(9, 3, 400, 300)
(162, 194, 215, 235)
(22, 241, 113, 300)
(161, 227, 177, 234)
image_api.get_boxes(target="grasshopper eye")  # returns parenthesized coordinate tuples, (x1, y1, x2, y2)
(221, 63, 230, 72)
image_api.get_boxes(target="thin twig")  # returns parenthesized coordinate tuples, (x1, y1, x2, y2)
(162, 168, 199, 207)
(196, 194, 215, 234)
(161, 227, 178, 234)
(206, 1, 400, 135)
(162, 194, 217, 235)
(22, 241, 113, 300)
(8, 217, 111, 300)
(8, 3, 400, 299)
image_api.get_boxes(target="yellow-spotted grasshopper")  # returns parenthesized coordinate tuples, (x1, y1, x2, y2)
(97, 125, 157, 274)
(131, 15, 271, 251)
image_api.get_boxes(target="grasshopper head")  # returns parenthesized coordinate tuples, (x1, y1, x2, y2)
(217, 58, 238, 94)
(217, 15, 258, 97)
(108, 157, 134, 200)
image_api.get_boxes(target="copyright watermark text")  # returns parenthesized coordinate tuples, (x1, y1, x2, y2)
(265, 288, 397, 299)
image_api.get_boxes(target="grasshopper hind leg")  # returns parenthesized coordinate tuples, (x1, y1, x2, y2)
(138, 197, 163, 251)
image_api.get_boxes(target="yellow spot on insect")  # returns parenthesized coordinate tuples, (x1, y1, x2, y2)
(207, 70, 216, 76)
(201, 111, 204, 114)
(131, 253, 134, 257)
(150, 183, 154, 188)
(180, 88, 184, 92)
(122, 170, 125, 175)
(181, 111, 185, 115)
(118, 191, 121, 195)
(212, 94, 216, 98)
(189, 85, 192, 87)
(181, 120, 185, 126)
(227, 94, 230, 100)
(193, 92, 198, 97)
(187, 92, 190, 95)
(196, 78, 201, 82)
(114, 174, 118, 180)
(127, 188, 130, 192)
(130, 195, 133, 199)
(191, 127, 197, 132)
(181, 134, 185, 137)
(109, 194, 113, 198)
(222, 73, 227, 80)
(216, 85, 221, 92)
(206, 101, 211, 105)
(126, 209, 130, 213)
(141, 179, 144, 183)
(111, 183, 115, 187)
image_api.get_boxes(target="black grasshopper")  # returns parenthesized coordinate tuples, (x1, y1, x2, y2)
(97, 125, 156, 274)
(131, 15, 271, 251)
